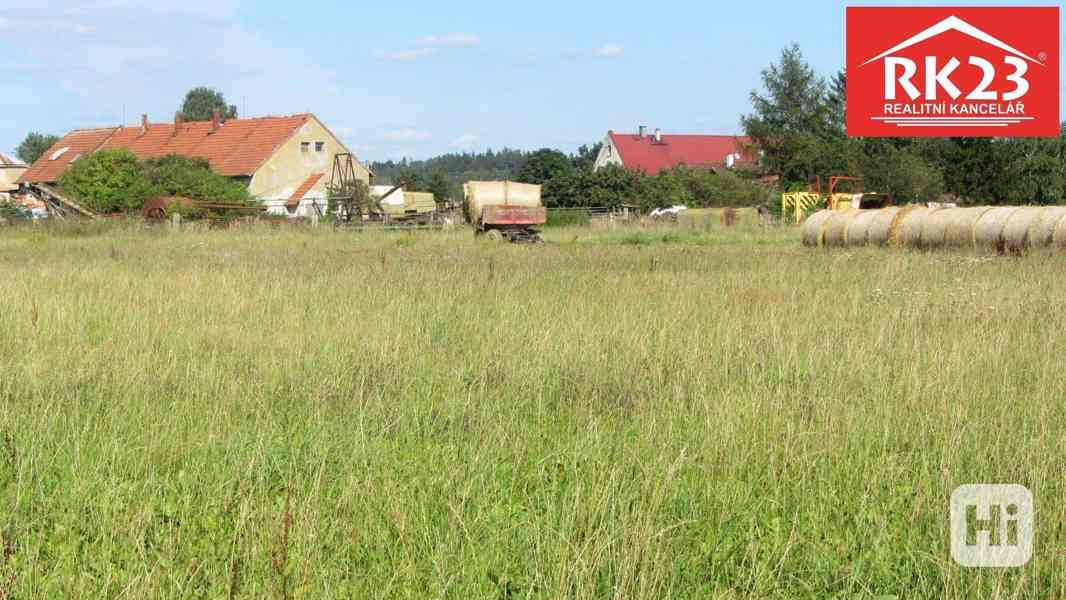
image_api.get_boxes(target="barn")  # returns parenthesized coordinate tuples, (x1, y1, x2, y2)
(18, 113, 371, 217)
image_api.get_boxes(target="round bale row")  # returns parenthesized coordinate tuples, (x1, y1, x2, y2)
(802, 206, 1066, 252)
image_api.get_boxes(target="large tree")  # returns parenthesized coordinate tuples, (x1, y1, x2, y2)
(516, 149, 572, 186)
(180, 87, 238, 122)
(427, 171, 451, 202)
(16, 132, 60, 165)
(742, 45, 850, 185)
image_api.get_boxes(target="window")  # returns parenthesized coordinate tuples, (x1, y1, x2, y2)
(50, 147, 70, 161)
(315, 142, 325, 152)
(300, 142, 310, 153)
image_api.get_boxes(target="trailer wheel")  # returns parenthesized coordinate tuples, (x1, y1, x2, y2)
(485, 229, 504, 241)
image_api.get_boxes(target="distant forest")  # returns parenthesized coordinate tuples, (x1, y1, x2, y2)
(369, 149, 531, 199)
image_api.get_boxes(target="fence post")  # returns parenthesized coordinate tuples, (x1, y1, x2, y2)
(170, 212, 181, 232)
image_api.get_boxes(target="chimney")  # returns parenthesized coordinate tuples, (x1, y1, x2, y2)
(638, 125, 647, 138)
(140, 114, 149, 136)
(654, 128, 663, 144)
(174, 111, 184, 135)
(211, 109, 221, 133)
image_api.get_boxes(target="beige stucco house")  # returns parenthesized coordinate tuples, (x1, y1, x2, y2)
(0, 153, 27, 195)
(18, 113, 370, 217)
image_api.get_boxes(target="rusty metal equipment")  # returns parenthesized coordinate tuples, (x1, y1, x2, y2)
(328, 153, 361, 223)
(142, 196, 265, 220)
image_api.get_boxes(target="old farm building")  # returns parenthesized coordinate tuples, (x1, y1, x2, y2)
(18, 113, 370, 216)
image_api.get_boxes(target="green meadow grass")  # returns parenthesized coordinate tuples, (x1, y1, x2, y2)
(0, 222, 1064, 598)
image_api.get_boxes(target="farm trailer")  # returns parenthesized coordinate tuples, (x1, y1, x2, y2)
(464, 181, 546, 243)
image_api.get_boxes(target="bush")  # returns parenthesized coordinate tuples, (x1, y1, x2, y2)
(59, 152, 253, 214)
(545, 210, 591, 227)
(542, 164, 772, 211)
(141, 155, 252, 204)
(58, 150, 156, 214)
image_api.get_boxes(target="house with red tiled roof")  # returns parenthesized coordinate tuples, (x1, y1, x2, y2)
(19, 112, 370, 217)
(593, 127, 759, 175)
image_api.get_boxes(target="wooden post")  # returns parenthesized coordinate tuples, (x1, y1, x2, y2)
(170, 212, 181, 231)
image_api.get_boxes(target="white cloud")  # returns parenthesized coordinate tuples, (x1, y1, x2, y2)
(376, 32, 479, 62)
(374, 48, 439, 62)
(383, 128, 432, 143)
(419, 33, 480, 48)
(449, 134, 479, 150)
(593, 44, 625, 59)
(0, 15, 95, 34)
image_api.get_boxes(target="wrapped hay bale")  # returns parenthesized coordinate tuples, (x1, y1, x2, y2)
(897, 207, 944, 248)
(866, 207, 905, 246)
(822, 209, 863, 247)
(801, 210, 835, 247)
(1055, 214, 1066, 250)
(844, 210, 881, 247)
(1002, 207, 1047, 253)
(886, 205, 924, 247)
(973, 207, 1020, 251)
(1029, 207, 1066, 248)
(929, 207, 994, 248)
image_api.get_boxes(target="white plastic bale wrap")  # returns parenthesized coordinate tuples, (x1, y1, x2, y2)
(917, 207, 991, 248)
(804, 205, 1066, 252)
(973, 207, 1020, 250)
(1054, 214, 1066, 250)
(822, 209, 863, 247)
(844, 209, 880, 246)
(1029, 207, 1066, 248)
(897, 207, 943, 247)
(1002, 207, 1047, 252)
(865, 207, 904, 246)
(801, 210, 835, 247)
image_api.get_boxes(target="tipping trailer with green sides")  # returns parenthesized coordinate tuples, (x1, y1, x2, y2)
(464, 181, 546, 243)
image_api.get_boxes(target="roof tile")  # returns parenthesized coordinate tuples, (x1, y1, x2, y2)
(287, 173, 324, 208)
(19, 115, 310, 184)
(609, 132, 758, 175)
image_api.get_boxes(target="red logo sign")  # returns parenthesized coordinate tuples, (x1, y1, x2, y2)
(847, 7, 1059, 137)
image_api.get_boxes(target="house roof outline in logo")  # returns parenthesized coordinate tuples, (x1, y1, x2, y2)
(859, 15, 1045, 68)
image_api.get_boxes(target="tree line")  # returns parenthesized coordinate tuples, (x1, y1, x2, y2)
(743, 44, 1065, 204)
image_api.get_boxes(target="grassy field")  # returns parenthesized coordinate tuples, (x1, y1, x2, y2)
(1, 221, 1064, 599)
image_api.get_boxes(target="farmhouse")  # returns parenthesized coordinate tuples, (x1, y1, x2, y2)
(18, 113, 371, 216)
(593, 127, 758, 175)
(0, 153, 27, 194)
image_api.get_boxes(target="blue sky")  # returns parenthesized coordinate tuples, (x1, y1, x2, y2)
(2, 0, 1061, 161)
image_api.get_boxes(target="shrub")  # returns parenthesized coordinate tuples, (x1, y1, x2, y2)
(545, 210, 591, 227)
(141, 155, 252, 204)
(59, 152, 254, 214)
(58, 150, 156, 214)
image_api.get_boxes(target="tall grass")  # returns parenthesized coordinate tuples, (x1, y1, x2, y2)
(0, 223, 1063, 598)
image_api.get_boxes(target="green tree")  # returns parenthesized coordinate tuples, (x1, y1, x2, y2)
(517, 149, 573, 185)
(860, 144, 944, 204)
(58, 150, 156, 213)
(180, 87, 238, 122)
(140, 155, 252, 203)
(16, 132, 60, 165)
(397, 167, 425, 191)
(742, 44, 844, 186)
(427, 171, 450, 202)
(571, 143, 603, 171)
